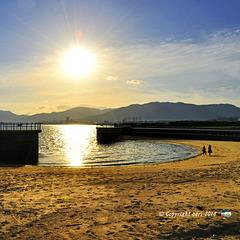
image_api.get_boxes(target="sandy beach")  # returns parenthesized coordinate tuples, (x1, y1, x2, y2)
(0, 139, 239, 239)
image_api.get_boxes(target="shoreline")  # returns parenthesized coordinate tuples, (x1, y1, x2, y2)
(0, 139, 239, 239)
(36, 138, 201, 168)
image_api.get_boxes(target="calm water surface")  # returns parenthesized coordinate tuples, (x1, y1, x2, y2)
(39, 125, 199, 167)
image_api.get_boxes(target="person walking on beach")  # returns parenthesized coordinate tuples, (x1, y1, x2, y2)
(202, 146, 207, 155)
(208, 145, 212, 156)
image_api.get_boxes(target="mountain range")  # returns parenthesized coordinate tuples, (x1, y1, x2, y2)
(1, 102, 240, 123)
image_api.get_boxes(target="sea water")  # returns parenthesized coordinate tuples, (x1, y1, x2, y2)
(39, 125, 199, 167)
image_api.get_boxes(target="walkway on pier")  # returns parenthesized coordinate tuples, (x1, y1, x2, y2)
(0, 122, 41, 131)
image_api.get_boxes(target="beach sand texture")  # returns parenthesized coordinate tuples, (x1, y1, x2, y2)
(0, 140, 239, 239)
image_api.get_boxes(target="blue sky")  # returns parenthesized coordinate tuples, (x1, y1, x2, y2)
(1, 0, 240, 114)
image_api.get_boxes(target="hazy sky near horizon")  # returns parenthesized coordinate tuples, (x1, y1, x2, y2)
(1, 0, 240, 114)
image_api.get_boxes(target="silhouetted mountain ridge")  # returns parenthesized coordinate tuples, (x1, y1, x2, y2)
(82, 102, 240, 122)
(0, 110, 27, 122)
(0, 102, 240, 123)
(17, 107, 112, 123)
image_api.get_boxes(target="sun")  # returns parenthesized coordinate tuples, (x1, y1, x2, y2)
(62, 47, 95, 76)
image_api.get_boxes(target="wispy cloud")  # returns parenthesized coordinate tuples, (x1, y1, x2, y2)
(99, 29, 240, 104)
(1, 29, 240, 114)
(56, 105, 70, 110)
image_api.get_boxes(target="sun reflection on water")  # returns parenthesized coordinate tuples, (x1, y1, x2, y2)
(56, 125, 96, 166)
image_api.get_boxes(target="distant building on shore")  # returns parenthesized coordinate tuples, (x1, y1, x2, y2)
(122, 117, 141, 123)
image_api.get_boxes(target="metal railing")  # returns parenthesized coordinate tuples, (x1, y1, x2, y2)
(0, 122, 42, 131)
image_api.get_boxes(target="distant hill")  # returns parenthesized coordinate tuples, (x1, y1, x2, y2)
(16, 107, 111, 123)
(83, 102, 240, 122)
(1, 102, 240, 123)
(200, 104, 240, 117)
(0, 110, 26, 122)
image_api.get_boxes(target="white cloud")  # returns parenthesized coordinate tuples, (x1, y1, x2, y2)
(106, 75, 119, 81)
(126, 79, 142, 85)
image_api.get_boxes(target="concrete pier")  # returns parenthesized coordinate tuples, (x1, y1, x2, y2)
(97, 126, 240, 142)
(97, 127, 124, 143)
(129, 127, 240, 141)
(0, 123, 41, 165)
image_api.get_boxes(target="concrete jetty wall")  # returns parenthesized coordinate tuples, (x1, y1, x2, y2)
(130, 127, 240, 141)
(0, 130, 41, 165)
(97, 127, 124, 143)
(97, 126, 240, 142)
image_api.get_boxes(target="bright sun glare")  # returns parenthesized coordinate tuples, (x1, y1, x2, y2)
(62, 47, 95, 76)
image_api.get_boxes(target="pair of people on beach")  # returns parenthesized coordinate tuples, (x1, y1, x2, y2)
(202, 145, 212, 155)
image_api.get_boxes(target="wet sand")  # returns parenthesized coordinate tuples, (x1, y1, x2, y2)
(0, 140, 239, 239)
